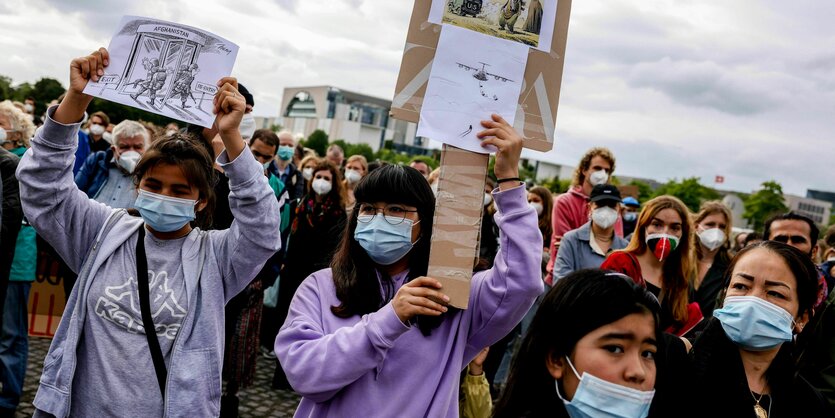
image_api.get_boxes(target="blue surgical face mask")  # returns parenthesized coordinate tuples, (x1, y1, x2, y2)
(623, 212, 637, 222)
(556, 356, 655, 418)
(713, 295, 795, 351)
(263, 161, 272, 170)
(278, 145, 294, 161)
(134, 189, 197, 233)
(354, 215, 419, 265)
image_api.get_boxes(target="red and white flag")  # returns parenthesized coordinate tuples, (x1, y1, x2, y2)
(715, 175, 725, 184)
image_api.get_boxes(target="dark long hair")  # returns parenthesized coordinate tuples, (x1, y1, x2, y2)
(493, 269, 661, 418)
(718, 240, 819, 319)
(330, 164, 438, 334)
(132, 133, 217, 229)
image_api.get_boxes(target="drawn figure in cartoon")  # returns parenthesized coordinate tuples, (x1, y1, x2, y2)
(129, 57, 168, 106)
(170, 63, 199, 109)
(498, 0, 525, 33)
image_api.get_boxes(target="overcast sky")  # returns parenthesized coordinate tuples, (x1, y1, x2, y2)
(2, 0, 833, 196)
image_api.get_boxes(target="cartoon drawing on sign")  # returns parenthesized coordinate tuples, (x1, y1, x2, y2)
(456, 62, 514, 101)
(416, 25, 527, 154)
(83, 16, 238, 128)
(429, 0, 557, 52)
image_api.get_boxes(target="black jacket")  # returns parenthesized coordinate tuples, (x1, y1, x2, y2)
(0, 148, 22, 280)
(687, 317, 832, 418)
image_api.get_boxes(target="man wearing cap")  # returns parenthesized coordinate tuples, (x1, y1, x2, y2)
(553, 184, 630, 282)
(622, 196, 640, 238)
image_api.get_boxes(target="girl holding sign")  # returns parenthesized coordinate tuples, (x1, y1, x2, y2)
(19, 48, 281, 417)
(275, 114, 543, 416)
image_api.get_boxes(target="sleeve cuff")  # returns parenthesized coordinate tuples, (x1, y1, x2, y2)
(492, 183, 528, 214)
(216, 148, 263, 189)
(39, 105, 85, 148)
(365, 303, 410, 348)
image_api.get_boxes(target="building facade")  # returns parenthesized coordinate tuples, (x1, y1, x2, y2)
(784, 194, 832, 226)
(278, 86, 425, 153)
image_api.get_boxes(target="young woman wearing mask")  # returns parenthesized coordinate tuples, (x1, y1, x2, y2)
(272, 159, 347, 389)
(343, 154, 368, 211)
(601, 195, 702, 337)
(687, 241, 832, 417)
(493, 268, 687, 418)
(18, 49, 281, 417)
(298, 155, 320, 186)
(528, 186, 554, 253)
(275, 114, 543, 417)
(690, 201, 733, 318)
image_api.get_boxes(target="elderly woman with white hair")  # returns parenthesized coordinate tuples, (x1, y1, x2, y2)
(74, 119, 151, 209)
(0, 100, 36, 157)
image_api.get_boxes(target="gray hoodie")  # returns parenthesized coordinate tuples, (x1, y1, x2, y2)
(17, 107, 281, 417)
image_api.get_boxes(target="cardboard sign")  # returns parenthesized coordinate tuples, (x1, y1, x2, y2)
(28, 251, 69, 338)
(392, 0, 572, 151)
(392, 0, 572, 308)
(427, 145, 489, 309)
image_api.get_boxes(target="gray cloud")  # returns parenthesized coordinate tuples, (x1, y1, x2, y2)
(626, 58, 783, 115)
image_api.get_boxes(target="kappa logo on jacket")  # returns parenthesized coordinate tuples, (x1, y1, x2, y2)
(94, 270, 187, 340)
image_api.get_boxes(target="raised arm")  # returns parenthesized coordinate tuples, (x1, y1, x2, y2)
(464, 115, 543, 354)
(209, 78, 282, 300)
(15, 49, 113, 272)
(275, 273, 411, 402)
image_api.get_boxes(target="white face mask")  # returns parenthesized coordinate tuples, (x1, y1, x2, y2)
(102, 131, 113, 144)
(312, 178, 332, 196)
(0, 129, 8, 143)
(116, 150, 141, 174)
(239, 113, 256, 142)
(592, 206, 619, 229)
(345, 169, 362, 184)
(89, 123, 106, 136)
(589, 170, 609, 186)
(24, 103, 34, 113)
(483, 193, 493, 207)
(302, 167, 314, 181)
(698, 228, 726, 251)
(431, 183, 440, 197)
(529, 202, 544, 216)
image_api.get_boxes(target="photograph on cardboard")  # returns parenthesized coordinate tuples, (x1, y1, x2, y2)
(83, 15, 239, 128)
(428, 0, 557, 51)
(417, 25, 528, 154)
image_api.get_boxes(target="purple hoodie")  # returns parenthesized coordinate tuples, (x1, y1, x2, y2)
(276, 185, 543, 417)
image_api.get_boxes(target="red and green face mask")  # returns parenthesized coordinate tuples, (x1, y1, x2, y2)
(646, 233, 680, 262)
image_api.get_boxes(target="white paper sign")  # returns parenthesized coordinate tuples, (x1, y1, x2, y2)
(428, 0, 557, 52)
(83, 16, 239, 128)
(417, 25, 528, 154)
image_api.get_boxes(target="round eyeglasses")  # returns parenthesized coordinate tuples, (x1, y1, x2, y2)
(356, 203, 419, 225)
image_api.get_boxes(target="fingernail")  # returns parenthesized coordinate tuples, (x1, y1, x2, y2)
(443, 295, 450, 302)
(442, 306, 448, 312)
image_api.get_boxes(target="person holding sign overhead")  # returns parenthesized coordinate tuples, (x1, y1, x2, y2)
(275, 114, 543, 417)
(19, 48, 281, 418)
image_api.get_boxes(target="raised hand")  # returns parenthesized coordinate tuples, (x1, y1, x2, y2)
(212, 76, 246, 160)
(55, 47, 109, 125)
(392, 277, 450, 324)
(477, 114, 523, 190)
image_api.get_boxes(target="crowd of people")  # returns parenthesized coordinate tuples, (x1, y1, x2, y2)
(0, 47, 834, 418)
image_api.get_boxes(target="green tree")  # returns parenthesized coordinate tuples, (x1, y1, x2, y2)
(540, 176, 572, 194)
(652, 177, 721, 212)
(0, 75, 13, 101)
(743, 181, 788, 231)
(269, 123, 284, 133)
(629, 180, 654, 202)
(31, 78, 67, 115)
(348, 143, 375, 163)
(306, 129, 329, 157)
